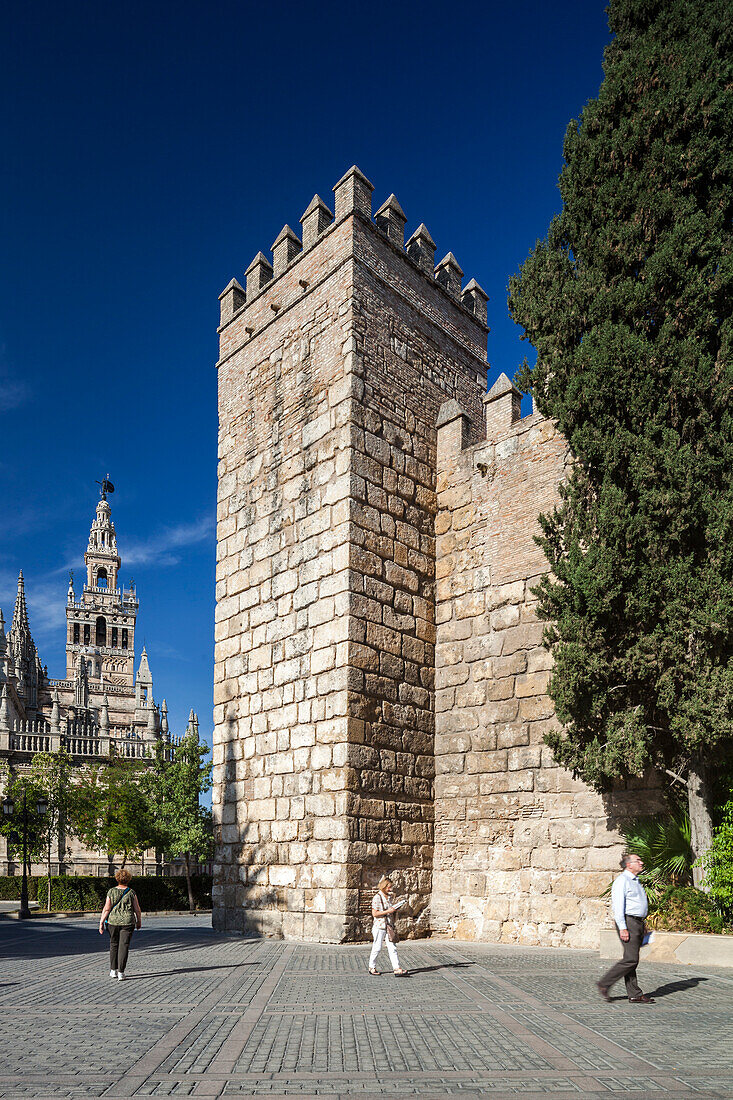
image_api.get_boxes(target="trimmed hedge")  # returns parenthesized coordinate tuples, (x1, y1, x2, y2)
(0, 874, 212, 911)
(648, 886, 731, 935)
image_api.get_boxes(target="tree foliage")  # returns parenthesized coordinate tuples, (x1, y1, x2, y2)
(145, 731, 212, 911)
(28, 750, 74, 909)
(507, 0, 733, 846)
(69, 754, 155, 869)
(701, 799, 733, 918)
(0, 763, 47, 866)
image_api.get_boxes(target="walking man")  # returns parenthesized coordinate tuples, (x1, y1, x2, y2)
(598, 853, 655, 1004)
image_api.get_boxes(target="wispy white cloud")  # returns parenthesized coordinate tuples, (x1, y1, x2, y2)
(122, 515, 215, 568)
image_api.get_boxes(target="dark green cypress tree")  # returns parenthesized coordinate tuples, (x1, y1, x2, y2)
(508, 0, 733, 881)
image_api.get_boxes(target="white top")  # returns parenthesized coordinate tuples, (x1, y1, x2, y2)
(372, 892, 390, 931)
(611, 868, 648, 931)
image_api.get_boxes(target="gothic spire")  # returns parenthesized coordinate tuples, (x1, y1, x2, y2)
(11, 571, 30, 636)
(0, 683, 9, 732)
(74, 652, 89, 709)
(137, 646, 152, 683)
(0, 608, 7, 682)
(50, 688, 61, 735)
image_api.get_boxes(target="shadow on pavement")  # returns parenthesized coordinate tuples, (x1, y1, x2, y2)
(647, 976, 710, 999)
(406, 962, 474, 975)
(0, 920, 219, 960)
(125, 962, 261, 979)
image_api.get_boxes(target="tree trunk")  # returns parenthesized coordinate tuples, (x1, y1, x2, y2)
(688, 760, 714, 890)
(184, 852, 195, 913)
(47, 837, 52, 912)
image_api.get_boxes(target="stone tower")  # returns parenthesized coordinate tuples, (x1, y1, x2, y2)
(66, 491, 139, 687)
(214, 167, 489, 940)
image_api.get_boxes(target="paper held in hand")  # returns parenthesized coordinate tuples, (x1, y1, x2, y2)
(391, 898, 407, 910)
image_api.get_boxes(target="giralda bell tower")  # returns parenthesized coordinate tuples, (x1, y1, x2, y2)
(65, 481, 139, 687)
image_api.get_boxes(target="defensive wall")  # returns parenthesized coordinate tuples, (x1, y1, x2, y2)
(213, 166, 662, 946)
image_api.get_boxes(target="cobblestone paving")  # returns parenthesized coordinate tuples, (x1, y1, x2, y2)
(1, 916, 732, 1098)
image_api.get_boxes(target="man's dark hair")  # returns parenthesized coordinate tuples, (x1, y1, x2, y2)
(620, 853, 636, 870)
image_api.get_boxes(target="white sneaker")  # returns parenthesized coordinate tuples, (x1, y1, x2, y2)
(117, 971, 125, 981)
(110, 969, 117, 978)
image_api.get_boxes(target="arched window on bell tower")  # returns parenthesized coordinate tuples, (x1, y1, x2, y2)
(96, 616, 106, 646)
(121, 628, 128, 649)
(73, 623, 80, 644)
(97, 567, 108, 589)
(84, 624, 90, 645)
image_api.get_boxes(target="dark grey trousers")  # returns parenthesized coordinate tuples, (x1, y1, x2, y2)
(600, 914, 644, 998)
(108, 925, 134, 972)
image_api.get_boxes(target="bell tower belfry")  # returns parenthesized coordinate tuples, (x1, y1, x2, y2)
(66, 484, 139, 687)
(85, 494, 120, 592)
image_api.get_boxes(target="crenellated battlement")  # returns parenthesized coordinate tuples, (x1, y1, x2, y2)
(217, 164, 489, 338)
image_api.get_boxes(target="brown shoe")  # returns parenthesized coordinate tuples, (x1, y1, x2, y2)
(629, 994, 655, 1003)
(597, 983, 611, 1001)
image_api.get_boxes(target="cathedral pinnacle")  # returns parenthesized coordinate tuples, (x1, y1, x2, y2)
(74, 652, 90, 709)
(0, 682, 9, 732)
(0, 608, 7, 680)
(12, 571, 30, 635)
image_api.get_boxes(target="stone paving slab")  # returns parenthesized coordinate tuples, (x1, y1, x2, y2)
(0, 916, 731, 1099)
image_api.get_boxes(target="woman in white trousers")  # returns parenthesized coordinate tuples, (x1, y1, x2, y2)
(368, 876, 408, 976)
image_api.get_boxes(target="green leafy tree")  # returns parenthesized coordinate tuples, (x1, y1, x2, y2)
(28, 749, 74, 911)
(147, 725, 212, 912)
(0, 764, 47, 868)
(69, 754, 155, 870)
(508, 0, 733, 883)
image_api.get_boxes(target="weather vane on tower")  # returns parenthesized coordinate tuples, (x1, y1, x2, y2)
(96, 474, 115, 500)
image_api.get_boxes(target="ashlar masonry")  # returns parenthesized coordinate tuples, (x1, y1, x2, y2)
(213, 166, 661, 946)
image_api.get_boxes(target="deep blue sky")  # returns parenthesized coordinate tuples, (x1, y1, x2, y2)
(1, 1, 611, 742)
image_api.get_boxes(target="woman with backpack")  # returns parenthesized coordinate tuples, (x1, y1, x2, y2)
(99, 868, 142, 980)
(368, 876, 409, 976)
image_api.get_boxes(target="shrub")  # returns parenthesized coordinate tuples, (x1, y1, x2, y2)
(0, 874, 212, 911)
(648, 886, 728, 935)
(0, 876, 39, 901)
(700, 799, 733, 921)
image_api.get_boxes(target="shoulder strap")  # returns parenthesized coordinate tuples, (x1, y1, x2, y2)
(109, 886, 132, 916)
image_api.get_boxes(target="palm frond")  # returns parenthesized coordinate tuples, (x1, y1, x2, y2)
(619, 811, 694, 888)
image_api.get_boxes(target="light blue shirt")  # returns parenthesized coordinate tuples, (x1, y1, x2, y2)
(611, 869, 648, 931)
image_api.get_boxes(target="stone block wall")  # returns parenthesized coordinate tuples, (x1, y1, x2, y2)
(214, 168, 486, 941)
(345, 214, 486, 935)
(432, 377, 664, 948)
(215, 166, 664, 949)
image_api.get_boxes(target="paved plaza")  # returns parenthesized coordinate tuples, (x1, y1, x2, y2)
(1, 915, 732, 1099)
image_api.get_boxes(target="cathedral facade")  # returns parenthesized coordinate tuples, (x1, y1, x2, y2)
(0, 488, 199, 874)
